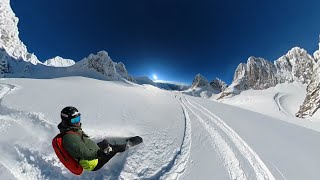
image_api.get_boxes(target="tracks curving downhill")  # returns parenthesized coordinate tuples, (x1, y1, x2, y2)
(183, 96, 275, 180)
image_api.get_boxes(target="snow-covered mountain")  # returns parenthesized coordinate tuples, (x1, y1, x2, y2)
(296, 61, 320, 118)
(210, 78, 228, 93)
(191, 73, 210, 89)
(114, 62, 136, 82)
(0, 0, 40, 64)
(0, 0, 136, 83)
(43, 56, 75, 67)
(220, 47, 316, 99)
(184, 74, 215, 98)
(184, 74, 228, 98)
(275, 47, 315, 84)
(296, 41, 320, 118)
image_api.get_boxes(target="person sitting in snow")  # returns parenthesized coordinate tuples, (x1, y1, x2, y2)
(57, 106, 127, 171)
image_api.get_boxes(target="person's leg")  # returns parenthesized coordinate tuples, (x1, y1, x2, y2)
(92, 140, 127, 171)
(111, 144, 127, 152)
(92, 151, 117, 171)
(97, 139, 127, 153)
(97, 139, 110, 149)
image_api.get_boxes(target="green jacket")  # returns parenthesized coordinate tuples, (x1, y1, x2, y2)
(57, 122, 100, 161)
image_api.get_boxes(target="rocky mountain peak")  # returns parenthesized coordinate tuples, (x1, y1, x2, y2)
(191, 74, 210, 88)
(220, 47, 316, 99)
(210, 78, 227, 93)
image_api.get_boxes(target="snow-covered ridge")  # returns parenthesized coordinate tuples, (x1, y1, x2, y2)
(184, 74, 227, 98)
(0, 0, 40, 64)
(220, 47, 316, 99)
(43, 56, 75, 67)
(0, 1, 136, 82)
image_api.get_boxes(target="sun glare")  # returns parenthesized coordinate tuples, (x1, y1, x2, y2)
(153, 74, 158, 80)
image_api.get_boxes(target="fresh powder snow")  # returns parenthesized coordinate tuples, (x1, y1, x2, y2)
(0, 77, 320, 180)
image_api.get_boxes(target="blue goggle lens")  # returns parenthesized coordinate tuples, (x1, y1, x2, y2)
(70, 116, 81, 124)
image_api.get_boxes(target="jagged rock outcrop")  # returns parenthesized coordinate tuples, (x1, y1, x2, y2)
(184, 74, 216, 98)
(114, 62, 136, 82)
(296, 61, 320, 118)
(210, 78, 227, 93)
(220, 47, 315, 99)
(0, 0, 40, 64)
(73, 51, 135, 82)
(275, 47, 315, 84)
(191, 74, 210, 88)
(43, 56, 75, 67)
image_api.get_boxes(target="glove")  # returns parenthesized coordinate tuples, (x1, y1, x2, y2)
(97, 144, 113, 157)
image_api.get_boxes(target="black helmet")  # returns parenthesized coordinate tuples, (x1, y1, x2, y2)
(61, 106, 81, 124)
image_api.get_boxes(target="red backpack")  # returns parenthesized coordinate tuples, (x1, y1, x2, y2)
(52, 131, 84, 175)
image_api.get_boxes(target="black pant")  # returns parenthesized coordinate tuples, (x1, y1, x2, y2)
(92, 140, 126, 171)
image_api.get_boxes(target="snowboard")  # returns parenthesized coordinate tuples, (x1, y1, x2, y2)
(101, 136, 143, 149)
(126, 136, 143, 148)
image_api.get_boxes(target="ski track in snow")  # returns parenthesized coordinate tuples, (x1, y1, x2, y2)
(185, 97, 275, 180)
(118, 95, 192, 180)
(181, 97, 247, 180)
(273, 93, 291, 116)
(158, 96, 192, 179)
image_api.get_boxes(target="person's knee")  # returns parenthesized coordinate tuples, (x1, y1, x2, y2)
(97, 139, 109, 149)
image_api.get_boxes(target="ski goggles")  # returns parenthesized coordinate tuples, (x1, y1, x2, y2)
(70, 115, 81, 124)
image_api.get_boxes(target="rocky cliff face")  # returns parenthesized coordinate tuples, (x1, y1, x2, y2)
(73, 51, 135, 82)
(0, 0, 40, 64)
(220, 47, 315, 99)
(296, 40, 320, 118)
(191, 74, 210, 88)
(275, 47, 315, 84)
(210, 78, 227, 93)
(296, 61, 320, 118)
(114, 62, 136, 82)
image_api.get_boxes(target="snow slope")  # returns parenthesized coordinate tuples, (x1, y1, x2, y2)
(0, 77, 320, 179)
(220, 82, 320, 132)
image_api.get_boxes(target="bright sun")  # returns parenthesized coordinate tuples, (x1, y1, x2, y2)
(153, 74, 158, 80)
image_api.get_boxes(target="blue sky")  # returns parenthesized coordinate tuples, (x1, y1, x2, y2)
(11, 0, 320, 85)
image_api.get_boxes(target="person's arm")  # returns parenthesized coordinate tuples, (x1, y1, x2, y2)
(63, 134, 98, 160)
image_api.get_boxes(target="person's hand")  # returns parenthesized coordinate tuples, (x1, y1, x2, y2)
(97, 144, 113, 157)
(103, 145, 113, 154)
